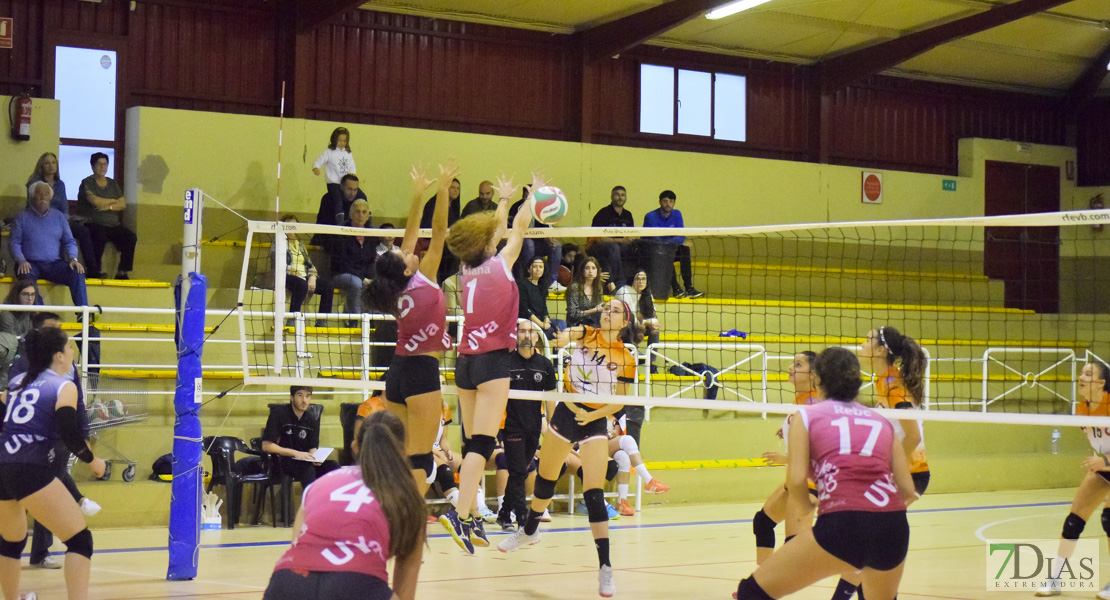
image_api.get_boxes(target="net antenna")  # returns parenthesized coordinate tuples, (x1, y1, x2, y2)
(271, 81, 289, 374)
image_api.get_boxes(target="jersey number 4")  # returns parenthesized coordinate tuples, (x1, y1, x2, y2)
(330, 480, 376, 513)
(829, 417, 883, 457)
(3, 388, 39, 425)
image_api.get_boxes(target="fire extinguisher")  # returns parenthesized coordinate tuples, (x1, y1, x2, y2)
(8, 94, 31, 141)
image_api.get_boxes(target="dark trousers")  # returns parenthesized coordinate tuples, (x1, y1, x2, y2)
(28, 260, 88, 306)
(589, 241, 640, 289)
(30, 443, 82, 563)
(69, 222, 98, 275)
(670, 244, 694, 293)
(287, 275, 334, 314)
(85, 223, 137, 273)
(623, 405, 645, 446)
(280, 457, 340, 488)
(497, 431, 539, 525)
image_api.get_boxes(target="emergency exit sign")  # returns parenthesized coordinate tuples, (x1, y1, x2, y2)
(942, 179, 957, 191)
(0, 18, 12, 50)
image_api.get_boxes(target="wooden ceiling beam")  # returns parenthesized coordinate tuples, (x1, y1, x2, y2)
(817, 0, 1077, 91)
(296, 0, 369, 33)
(580, 0, 723, 63)
(1066, 38, 1110, 109)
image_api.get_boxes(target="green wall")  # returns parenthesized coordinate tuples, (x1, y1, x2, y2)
(0, 96, 61, 206)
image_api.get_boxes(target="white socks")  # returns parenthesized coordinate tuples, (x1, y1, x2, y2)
(618, 484, 629, 502)
(635, 463, 652, 483)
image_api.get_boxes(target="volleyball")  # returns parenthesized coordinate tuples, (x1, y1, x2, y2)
(528, 186, 568, 225)
(90, 401, 109, 422)
(107, 399, 127, 419)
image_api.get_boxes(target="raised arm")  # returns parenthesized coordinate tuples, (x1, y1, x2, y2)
(418, 160, 461, 281)
(401, 165, 436, 254)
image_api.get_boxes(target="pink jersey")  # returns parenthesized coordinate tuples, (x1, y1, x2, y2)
(395, 271, 451, 356)
(798, 401, 906, 515)
(458, 254, 519, 354)
(273, 467, 392, 582)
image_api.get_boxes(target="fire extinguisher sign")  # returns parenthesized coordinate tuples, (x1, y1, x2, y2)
(0, 18, 13, 50)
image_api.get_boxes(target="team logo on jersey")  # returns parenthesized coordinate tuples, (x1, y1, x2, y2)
(534, 373, 543, 382)
(299, 430, 307, 440)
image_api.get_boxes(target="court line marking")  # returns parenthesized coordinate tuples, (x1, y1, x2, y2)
(974, 513, 1062, 543)
(45, 499, 1072, 558)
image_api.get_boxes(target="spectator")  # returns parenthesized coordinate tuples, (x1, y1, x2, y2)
(13, 182, 89, 308)
(331, 199, 376, 322)
(588, 185, 637, 291)
(558, 243, 583, 288)
(459, 180, 496, 219)
(311, 126, 357, 206)
(565, 256, 605, 328)
(509, 189, 564, 292)
(76, 152, 137, 280)
(375, 223, 396, 258)
(261, 386, 340, 488)
(276, 215, 333, 327)
(518, 257, 564, 339)
(312, 173, 367, 247)
(420, 178, 462, 283)
(643, 190, 702, 298)
(26, 152, 97, 278)
(0, 279, 38, 389)
(616, 269, 662, 378)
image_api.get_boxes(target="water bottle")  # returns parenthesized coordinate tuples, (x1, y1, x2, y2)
(1051, 428, 1061, 455)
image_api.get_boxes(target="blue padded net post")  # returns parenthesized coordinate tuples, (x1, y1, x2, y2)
(167, 272, 206, 580)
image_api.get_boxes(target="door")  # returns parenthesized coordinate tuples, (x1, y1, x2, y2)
(984, 160, 1060, 313)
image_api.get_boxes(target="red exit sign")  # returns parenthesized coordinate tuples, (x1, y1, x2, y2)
(0, 18, 12, 50)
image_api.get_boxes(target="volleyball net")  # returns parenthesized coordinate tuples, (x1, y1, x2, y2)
(236, 210, 1110, 427)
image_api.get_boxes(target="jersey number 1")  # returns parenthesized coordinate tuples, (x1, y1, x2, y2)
(829, 417, 883, 457)
(464, 279, 477, 315)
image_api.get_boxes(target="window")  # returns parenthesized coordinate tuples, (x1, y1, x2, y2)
(639, 64, 747, 142)
(55, 46, 118, 192)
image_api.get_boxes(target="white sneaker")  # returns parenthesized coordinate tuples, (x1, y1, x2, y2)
(549, 281, 567, 293)
(1033, 578, 1061, 596)
(599, 564, 615, 597)
(30, 556, 60, 569)
(497, 528, 541, 553)
(1097, 580, 1110, 600)
(20, 594, 37, 600)
(478, 504, 498, 523)
(540, 508, 552, 522)
(80, 498, 102, 517)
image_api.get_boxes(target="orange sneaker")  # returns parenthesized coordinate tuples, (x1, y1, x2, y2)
(618, 498, 635, 516)
(644, 478, 670, 494)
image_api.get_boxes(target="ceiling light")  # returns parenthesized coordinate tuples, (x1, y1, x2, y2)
(706, 0, 775, 20)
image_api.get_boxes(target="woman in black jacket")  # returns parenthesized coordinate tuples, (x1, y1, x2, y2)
(332, 199, 377, 322)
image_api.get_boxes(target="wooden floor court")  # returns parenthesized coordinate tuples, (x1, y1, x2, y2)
(16, 488, 1094, 599)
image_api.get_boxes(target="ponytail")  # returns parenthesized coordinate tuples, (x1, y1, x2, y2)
(15, 327, 68, 392)
(878, 326, 926, 406)
(618, 320, 645, 346)
(362, 251, 411, 316)
(357, 411, 425, 559)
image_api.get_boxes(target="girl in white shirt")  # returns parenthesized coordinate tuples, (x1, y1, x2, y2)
(312, 127, 357, 198)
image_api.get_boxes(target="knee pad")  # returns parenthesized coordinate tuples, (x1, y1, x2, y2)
(435, 464, 456, 490)
(558, 462, 568, 479)
(1102, 508, 1110, 538)
(467, 434, 496, 461)
(583, 488, 608, 523)
(1063, 512, 1087, 540)
(605, 459, 619, 482)
(737, 576, 774, 600)
(752, 509, 777, 549)
(408, 452, 434, 479)
(64, 528, 93, 559)
(533, 475, 556, 501)
(612, 450, 631, 474)
(0, 536, 26, 560)
(618, 435, 640, 456)
(495, 451, 507, 471)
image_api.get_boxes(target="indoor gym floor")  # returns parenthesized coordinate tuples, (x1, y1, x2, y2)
(13, 487, 1096, 599)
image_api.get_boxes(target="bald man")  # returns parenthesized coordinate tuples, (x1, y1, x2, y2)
(460, 180, 496, 219)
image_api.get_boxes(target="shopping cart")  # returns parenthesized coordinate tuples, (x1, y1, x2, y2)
(81, 373, 150, 482)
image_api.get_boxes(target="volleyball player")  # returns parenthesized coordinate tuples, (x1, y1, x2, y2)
(825, 326, 930, 599)
(752, 351, 820, 564)
(1034, 361, 1110, 597)
(0, 327, 107, 600)
(439, 173, 536, 554)
(263, 411, 425, 600)
(364, 161, 459, 494)
(608, 418, 669, 516)
(736, 347, 917, 600)
(499, 297, 644, 598)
